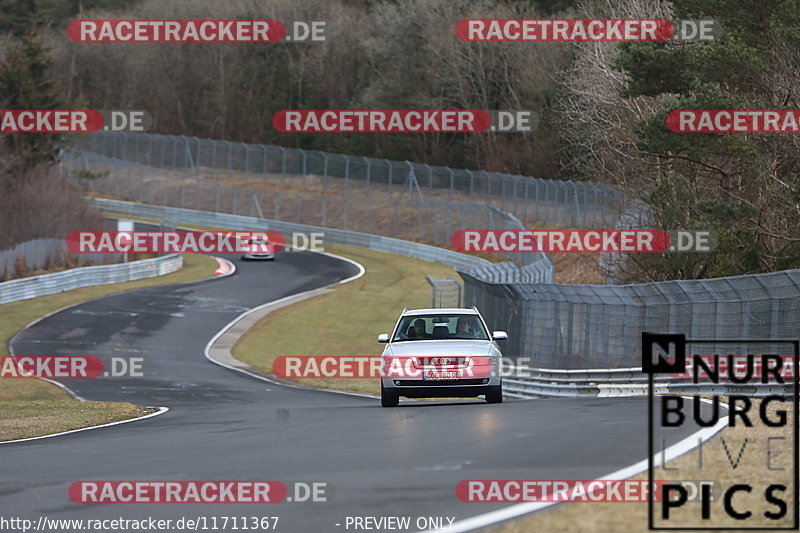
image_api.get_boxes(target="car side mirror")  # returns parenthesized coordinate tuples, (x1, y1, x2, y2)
(492, 331, 508, 341)
(377, 333, 389, 343)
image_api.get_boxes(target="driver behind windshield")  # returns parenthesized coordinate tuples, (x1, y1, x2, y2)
(454, 317, 475, 338)
(412, 318, 430, 339)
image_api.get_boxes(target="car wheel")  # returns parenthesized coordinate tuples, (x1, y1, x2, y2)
(485, 384, 503, 404)
(381, 382, 399, 407)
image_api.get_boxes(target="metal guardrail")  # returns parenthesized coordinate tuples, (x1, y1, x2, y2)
(503, 366, 794, 399)
(89, 198, 505, 273)
(0, 254, 183, 305)
(0, 238, 122, 278)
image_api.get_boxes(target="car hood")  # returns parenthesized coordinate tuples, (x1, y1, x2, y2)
(385, 340, 493, 357)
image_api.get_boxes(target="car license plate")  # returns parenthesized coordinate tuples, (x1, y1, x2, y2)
(423, 369, 462, 381)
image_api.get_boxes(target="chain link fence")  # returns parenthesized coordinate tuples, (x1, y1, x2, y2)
(65, 149, 553, 282)
(462, 269, 800, 369)
(426, 276, 463, 308)
(76, 131, 627, 228)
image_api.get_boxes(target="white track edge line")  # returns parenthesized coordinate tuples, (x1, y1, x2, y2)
(3, 252, 223, 439)
(203, 250, 378, 400)
(421, 397, 729, 532)
(0, 406, 170, 445)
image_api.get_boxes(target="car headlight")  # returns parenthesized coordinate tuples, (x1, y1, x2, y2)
(485, 356, 497, 365)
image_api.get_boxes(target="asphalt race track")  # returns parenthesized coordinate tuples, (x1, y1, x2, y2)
(1, 250, 714, 532)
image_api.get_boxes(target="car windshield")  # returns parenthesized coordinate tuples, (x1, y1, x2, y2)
(392, 314, 489, 341)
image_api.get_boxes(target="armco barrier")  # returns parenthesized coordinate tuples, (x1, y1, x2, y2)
(0, 254, 182, 305)
(88, 198, 502, 273)
(503, 366, 794, 399)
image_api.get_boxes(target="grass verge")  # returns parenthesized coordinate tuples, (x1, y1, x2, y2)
(497, 398, 794, 532)
(0, 254, 218, 441)
(232, 244, 457, 395)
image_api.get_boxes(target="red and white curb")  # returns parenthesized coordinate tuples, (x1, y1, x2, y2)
(213, 257, 235, 276)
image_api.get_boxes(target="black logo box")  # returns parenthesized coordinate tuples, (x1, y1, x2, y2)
(643, 333, 800, 531)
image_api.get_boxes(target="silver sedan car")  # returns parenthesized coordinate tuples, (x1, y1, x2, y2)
(377, 307, 505, 407)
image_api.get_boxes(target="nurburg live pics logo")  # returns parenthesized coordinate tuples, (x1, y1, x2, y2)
(642, 332, 799, 530)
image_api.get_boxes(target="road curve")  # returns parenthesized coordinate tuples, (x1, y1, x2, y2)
(1, 250, 711, 532)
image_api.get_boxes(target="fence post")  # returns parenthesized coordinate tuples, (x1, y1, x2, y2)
(466, 169, 474, 201)
(262, 145, 269, 183)
(242, 142, 250, 175)
(280, 146, 287, 186)
(251, 190, 264, 218)
(447, 167, 454, 202)
(121, 132, 128, 160)
(343, 155, 350, 230)
(195, 137, 202, 169)
(322, 151, 328, 193)
(386, 159, 392, 198)
(425, 163, 432, 196)
(524, 180, 529, 221)
(501, 173, 507, 211)
(195, 179, 201, 210)
(570, 181, 579, 226)
(446, 203, 451, 241)
(510, 175, 517, 215)
(172, 135, 179, 168)
(302, 149, 308, 183)
(163, 174, 169, 205)
(417, 200, 423, 240)
(364, 157, 371, 192)
(226, 141, 234, 173)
